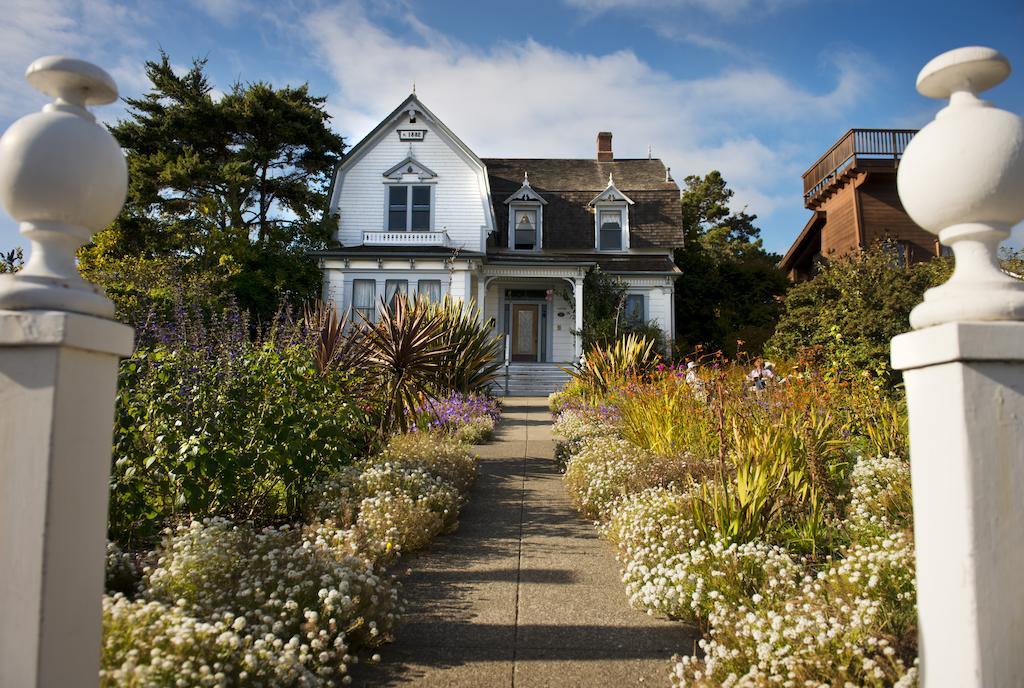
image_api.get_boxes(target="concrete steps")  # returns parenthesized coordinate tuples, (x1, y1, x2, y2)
(495, 363, 572, 397)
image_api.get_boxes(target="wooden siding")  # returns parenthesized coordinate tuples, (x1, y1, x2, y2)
(858, 174, 936, 261)
(333, 118, 492, 252)
(819, 183, 860, 258)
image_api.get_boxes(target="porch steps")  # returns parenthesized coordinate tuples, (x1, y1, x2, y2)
(497, 363, 572, 397)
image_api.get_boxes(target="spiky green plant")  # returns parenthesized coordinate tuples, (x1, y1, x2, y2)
(359, 295, 450, 435)
(420, 296, 503, 394)
(566, 333, 659, 397)
(302, 300, 368, 374)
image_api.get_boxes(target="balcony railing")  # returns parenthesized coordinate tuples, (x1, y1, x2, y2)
(802, 129, 917, 206)
(362, 230, 450, 247)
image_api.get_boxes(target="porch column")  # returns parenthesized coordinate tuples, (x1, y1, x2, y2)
(573, 276, 584, 362)
(891, 46, 1024, 687)
(476, 276, 487, 321)
(0, 57, 133, 687)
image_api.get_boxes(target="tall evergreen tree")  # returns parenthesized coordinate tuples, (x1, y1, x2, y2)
(79, 53, 345, 322)
(673, 171, 790, 356)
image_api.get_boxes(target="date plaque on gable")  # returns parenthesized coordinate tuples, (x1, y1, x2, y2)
(398, 129, 426, 141)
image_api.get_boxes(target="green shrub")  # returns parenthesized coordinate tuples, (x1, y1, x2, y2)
(110, 342, 370, 542)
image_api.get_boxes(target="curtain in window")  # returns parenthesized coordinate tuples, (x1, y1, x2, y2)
(352, 280, 376, 322)
(514, 209, 537, 250)
(417, 280, 442, 302)
(600, 209, 622, 250)
(385, 279, 408, 310)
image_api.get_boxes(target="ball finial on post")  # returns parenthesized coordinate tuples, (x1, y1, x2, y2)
(897, 46, 1024, 329)
(0, 56, 127, 318)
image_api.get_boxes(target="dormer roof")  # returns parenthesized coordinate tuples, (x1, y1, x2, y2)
(589, 174, 634, 206)
(503, 172, 548, 205)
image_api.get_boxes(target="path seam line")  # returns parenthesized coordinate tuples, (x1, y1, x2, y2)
(510, 404, 530, 687)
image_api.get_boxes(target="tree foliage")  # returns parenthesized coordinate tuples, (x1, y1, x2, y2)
(572, 266, 666, 352)
(1, 247, 23, 273)
(79, 53, 345, 324)
(766, 245, 954, 380)
(673, 172, 790, 356)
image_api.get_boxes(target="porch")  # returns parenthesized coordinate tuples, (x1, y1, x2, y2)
(477, 263, 588, 365)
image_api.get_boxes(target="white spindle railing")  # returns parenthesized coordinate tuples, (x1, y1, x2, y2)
(362, 231, 450, 246)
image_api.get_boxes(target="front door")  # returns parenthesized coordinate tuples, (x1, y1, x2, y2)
(511, 304, 539, 362)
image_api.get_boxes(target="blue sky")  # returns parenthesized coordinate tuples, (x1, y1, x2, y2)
(1, 0, 1023, 256)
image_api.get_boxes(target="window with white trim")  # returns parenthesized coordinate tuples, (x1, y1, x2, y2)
(598, 208, 624, 250)
(387, 185, 431, 231)
(417, 279, 442, 302)
(352, 280, 376, 322)
(385, 279, 408, 309)
(513, 208, 538, 250)
(623, 294, 645, 325)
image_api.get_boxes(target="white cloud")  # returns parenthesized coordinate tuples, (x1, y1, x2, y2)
(301, 0, 872, 225)
(0, 0, 148, 118)
(562, 0, 807, 19)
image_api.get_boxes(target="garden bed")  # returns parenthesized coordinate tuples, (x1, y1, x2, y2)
(551, 341, 918, 687)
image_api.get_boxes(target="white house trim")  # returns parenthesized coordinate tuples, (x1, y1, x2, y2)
(590, 174, 633, 252)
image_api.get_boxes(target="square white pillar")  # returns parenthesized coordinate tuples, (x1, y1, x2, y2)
(0, 310, 134, 687)
(892, 321, 1024, 687)
(573, 277, 583, 362)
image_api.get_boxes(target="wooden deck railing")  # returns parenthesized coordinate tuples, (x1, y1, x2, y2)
(802, 129, 917, 204)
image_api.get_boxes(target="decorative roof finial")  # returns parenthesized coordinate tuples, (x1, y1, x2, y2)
(647, 144, 652, 160)
(523, 171, 530, 185)
(412, 81, 416, 95)
(608, 173, 614, 186)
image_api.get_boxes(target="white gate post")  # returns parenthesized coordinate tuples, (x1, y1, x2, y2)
(891, 46, 1024, 687)
(0, 57, 133, 687)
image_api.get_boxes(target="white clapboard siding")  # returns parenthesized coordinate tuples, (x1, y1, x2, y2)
(333, 117, 492, 252)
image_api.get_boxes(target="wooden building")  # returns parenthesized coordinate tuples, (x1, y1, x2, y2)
(779, 129, 946, 281)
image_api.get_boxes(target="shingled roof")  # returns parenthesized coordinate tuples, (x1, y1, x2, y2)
(483, 158, 684, 249)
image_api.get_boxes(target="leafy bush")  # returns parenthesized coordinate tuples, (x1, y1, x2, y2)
(845, 454, 913, 544)
(110, 309, 371, 542)
(420, 297, 503, 394)
(767, 245, 952, 382)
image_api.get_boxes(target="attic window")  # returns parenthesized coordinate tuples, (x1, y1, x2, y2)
(599, 209, 623, 250)
(514, 209, 538, 250)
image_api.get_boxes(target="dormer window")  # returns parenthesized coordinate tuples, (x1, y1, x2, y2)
(514, 209, 538, 250)
(504, 171, 547, 252)
(590, 174, 633, 252)
(599, 209, 623, 250)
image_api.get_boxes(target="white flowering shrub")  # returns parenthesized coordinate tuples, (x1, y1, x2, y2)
(564, 435, 690, 520)
(102, 594, 309, 687)
(303, 467, 362, 524)
(371, 432, 478, 494)
(552, 409, 618, 469)
(846, 454, 913, 543)
(452, 415, 496, 445)
(123, 518, 398, 685)
(105, 541, 139, 596)
(629, 536, 802, 625)
(672, 532, 918, 688)
(353, 463, 460, 561)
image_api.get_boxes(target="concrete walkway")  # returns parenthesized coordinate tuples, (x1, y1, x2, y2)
(355, 398, 697, 687)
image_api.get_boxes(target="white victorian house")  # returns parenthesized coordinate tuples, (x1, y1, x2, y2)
(316, 94, 683, 393)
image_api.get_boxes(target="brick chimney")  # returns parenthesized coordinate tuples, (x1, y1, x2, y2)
(597, 131, 613, 162)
